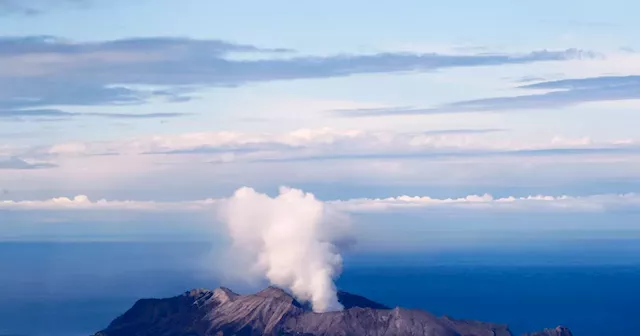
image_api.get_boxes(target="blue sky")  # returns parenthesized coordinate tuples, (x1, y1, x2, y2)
(1, 0, 640, 243)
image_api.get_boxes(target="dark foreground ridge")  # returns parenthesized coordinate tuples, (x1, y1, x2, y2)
(94, 286, 572, 336)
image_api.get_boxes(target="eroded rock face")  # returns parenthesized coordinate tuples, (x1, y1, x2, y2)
(94, 287, 570, 336)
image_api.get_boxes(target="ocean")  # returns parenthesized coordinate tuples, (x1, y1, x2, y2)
(0, 242, 638, 336)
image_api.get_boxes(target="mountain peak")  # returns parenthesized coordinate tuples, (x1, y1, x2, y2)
(211, 287, 238, 304)
(255, 286, 294, 299)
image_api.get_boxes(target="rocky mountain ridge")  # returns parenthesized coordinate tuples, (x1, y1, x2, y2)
(94, 286, 573, 336)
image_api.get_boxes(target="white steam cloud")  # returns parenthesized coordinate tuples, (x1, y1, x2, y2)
(220, 186, 351, 312)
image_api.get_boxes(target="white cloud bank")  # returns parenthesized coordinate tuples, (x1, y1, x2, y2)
(0, 195, 218, 211)
(331, 193, 640, 212)
(2, 190, 639, 213)
(13, 128, 640, 160)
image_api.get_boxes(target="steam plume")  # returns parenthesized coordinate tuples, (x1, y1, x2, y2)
(220, 186, 351, 312)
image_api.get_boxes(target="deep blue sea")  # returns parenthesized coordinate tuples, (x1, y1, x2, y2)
(0, 242, 638, 336)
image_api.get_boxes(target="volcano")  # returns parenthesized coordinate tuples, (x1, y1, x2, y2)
(93, 286, 572, 336)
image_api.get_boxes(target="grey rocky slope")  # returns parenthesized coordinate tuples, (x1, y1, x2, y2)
(94, 286, 572, 336)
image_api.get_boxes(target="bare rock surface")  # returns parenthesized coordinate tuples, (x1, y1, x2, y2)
(522, 326, 574, 336)
(94, 286, 572, 336)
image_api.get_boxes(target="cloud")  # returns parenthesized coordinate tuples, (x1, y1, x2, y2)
(0, 108, 188, 120)
(0, 82, 195, 110)
(0, 108, 73, 118)
(331, 106, 463, 117)
(82, 112, 190, 119)
(37, 128, 504, 157)
(248, 146, 640, 164)
(0, 194, 216, 210)
(14, 128, 640, 163)
(331, 193, 640, 213)
(2, 191, 639, 213)
(0, 35, 290, 58)
(420, 128, 506, 135)
(0, 0, 89, 16)
(0, 156, 56, 169)
(335, 75, 640, 116)
(443, 75, 640, 112)
(142, 132, 640, 163)
(0, 35, 595, 118)
(3, 129, 638, 199)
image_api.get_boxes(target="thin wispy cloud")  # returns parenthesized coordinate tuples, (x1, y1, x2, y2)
(0, 156, 56, 170)
(335, 75, 640, 116)
(83, 112, 190, 119)
(0, 35, 596, 119)
(0, 109, 190, 121)
(420, 129, 507, 135)
(246, 146, 640, 164)
(26, 128, 530, 157)
(16, 128, 637, 165)
(0, 0, 90, 16)
(144, 142, 298, 155)
(0, 109, 73, 118)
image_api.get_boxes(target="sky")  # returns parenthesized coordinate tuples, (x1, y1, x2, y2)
(1, 0, 640, 245)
